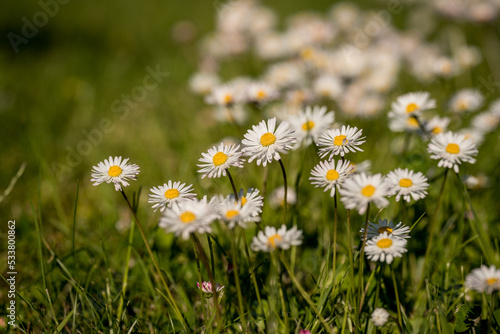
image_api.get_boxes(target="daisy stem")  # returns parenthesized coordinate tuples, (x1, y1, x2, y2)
(420, 169, 449, 289)
(230, 233, 248, 332)
(278, 159, 288, 225)
(279, 251, 333, 334)
(274, 251, 289, 333)
(191, 234, 223, 328)
(358, 204, 371, 314)
(391, 267, 403, 331)
(207, 235, 215, 280)
(346, 209, 357, 325)
(226, 170, 239, 201)
(120, 190, 190, 332)
(332, 191, 338, 290)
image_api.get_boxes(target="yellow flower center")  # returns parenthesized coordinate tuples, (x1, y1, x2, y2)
(378, 226, 393, 234)
(212, 152, 228, 166)
(361, 185, 375, 197)
(458, 100, 468, 110)
(223, 94, 233, 105)
(164, 189, 180, 199)
(267, 234, 282, 248)
(399, 178, 413, 188)
(432, 127, 442, 134)
(376, 238, 393, 248)
(108, 165, 123, 177)
(260, 132, 276, 146)
(406, 103, 418, 113)
(333, 134, 348, 146)
(326, 169, 339, 181)
(241, 196, 247, 206)
(301, 48, 314, 59)
(226, 210, 239, 219)
(487, 278, 499, 285)
(407, 117, 419, 128)
(446, 143, 460, 154)
(180, 211, 196, 223)
(256, 90, 266, 100)
(302, 120, 315, 131)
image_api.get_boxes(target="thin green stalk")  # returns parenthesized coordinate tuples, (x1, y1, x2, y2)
(391, 268, 403, 331)
(117, 209, 135, 323)
(274, 252, 289, 333)
(119, 190, 190, 332)
(72, 180, 79, 270)
(192, 239, 210, 332)
(230, 233, 248, 332)
(278, 159, 288, 225)
(332, 191, 338, 291)
(227, 170, 239, 201)
(207, 235, 216, 281)
(358, 204, 371, 314)
(279, 252, 333, 334)
(346, 209, 357, 321)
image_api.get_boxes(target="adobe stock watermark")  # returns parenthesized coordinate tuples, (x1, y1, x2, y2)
(51, 65, 169, 181)
(6, 0, 71, 54)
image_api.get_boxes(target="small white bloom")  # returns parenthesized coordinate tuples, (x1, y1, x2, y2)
(449, 89, 484, 113)
(229, 188, 264, 217)
(371, 308, 390, 327)
(309, 159, 354, 197)
(360, 219, 411, 241)
(246, 81, 279, 103)
(340, 173, 390, 215)
(388, 113, 422, 133)
(313, 74, 343, 99)
(288, 105, 335, 148)
(148, 181, 196, 212)
(197, 143, 245, 179)
(91, 156, 140, 191)
(189, 72, 220, 96)
(465, 265, 500, 294)
(385, 168, 429, 202)
(317, 125, 366, 159)
(427, 131, 478, 173)
(218, 194, 261, 229)
(241, 118, 297, 167)
(251, 225, 303, 252)
(205, 84, 242, 107)
(389, 92, 436, 116)
(365, 232, 408, 264)
(270, 185, 297, 209)
(424, 116, 450, 136)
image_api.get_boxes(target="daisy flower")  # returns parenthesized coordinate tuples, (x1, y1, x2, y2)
(159, 197, 219, 240)
(229, 188, 264, 217)
(360, 219, 411, 241)
(197, 143, 244, 179)
(340, 173, 390, 215)
(449, 89, 484, 113)
(91, 156, 140, 191)
(270, 186, 297, 209)
(388, 113, 421, 133)
(364, 232, 408, 264)
(241, 117, 297, 167)
(246, 81, 279, 103)
(288, 105, 335, 148)
(309, 159, 354, 197)
(385, 168, 429, 202)
(371, 308, 390, 327)
(313, 74, 343, 99)
(205, 84, 241, 107)
(465, 265, 500, 294)
(251, 225, 303, 252)
(148, 181, 197, 212)
(317, 125, 365, 159)
(427, 131, 478, 173)
(389, 92, 436, 116)
(218, 195, 261, 229)
(424, 116, 450, 136)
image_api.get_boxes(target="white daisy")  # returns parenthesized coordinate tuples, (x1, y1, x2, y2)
(241, 118, 297, 167)
(250, 225, 303, 252)
(317, 125, 366, 159)
(288, 105, 335, 148)
(313, 74, 343, 99)
(218, 195, 261, 229)
(91, 156, 140, 191)
(449, 89, 484, 113)
(270, 185, 297, 209)
(148, 181, 197, 212)
(364, 232, 408, 264)
(389, 92, 436, 116)
(371, 308, 390, 327)
(205, 84, 242, 107)
(159, 197, 219, 240)
(340, 173, 390, 215)
(427, 131, 478, 173)
(471, 110, 500, 134)
(385, 168, 429, 202)
(197, 143, 244, 179)
(465, 265, 500, 294)
(189, 72, 220, 96)
(246, 81, 279, 103)
(229, 188, 264, 217)
(309, 159, 354, 197)
(424, 116, 450, 136)
(388, 113, 422, 133)
(360, 219, 411, 241)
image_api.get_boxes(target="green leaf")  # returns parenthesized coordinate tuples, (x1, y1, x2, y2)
(454, 304, 470, 332)
(55, 308, 76, 333)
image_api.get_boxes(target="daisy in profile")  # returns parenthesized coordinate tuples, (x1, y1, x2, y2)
(388, 113, 421, 133)
(385, 168, 429, 202)
(91, 156, 140, 191)
(340, 173, 390, 215)
(148, 181, 197, 212)
(241, 117, 297, 166)
(229, 188, 264, 217)
(389, 92, 436, 116)
(465, 265, 500, 294)
(218, 195, 261, 229)
(364, 232, 408, 264)
(427, 131, 478, 173)
(246, 81, 279, 104)
(317, 125, 365, 159)
(424, 116, 450, 136)
(197, 143, 244, 179)
(371, 308, 390, 327)
(309, 159, 354, 197)
(449, 88, 484, 113)
(159, 197, 219, 240)
(288, 105, 335, 148)
(360, 219, 411, 241)
(251, 225, 303, 252)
